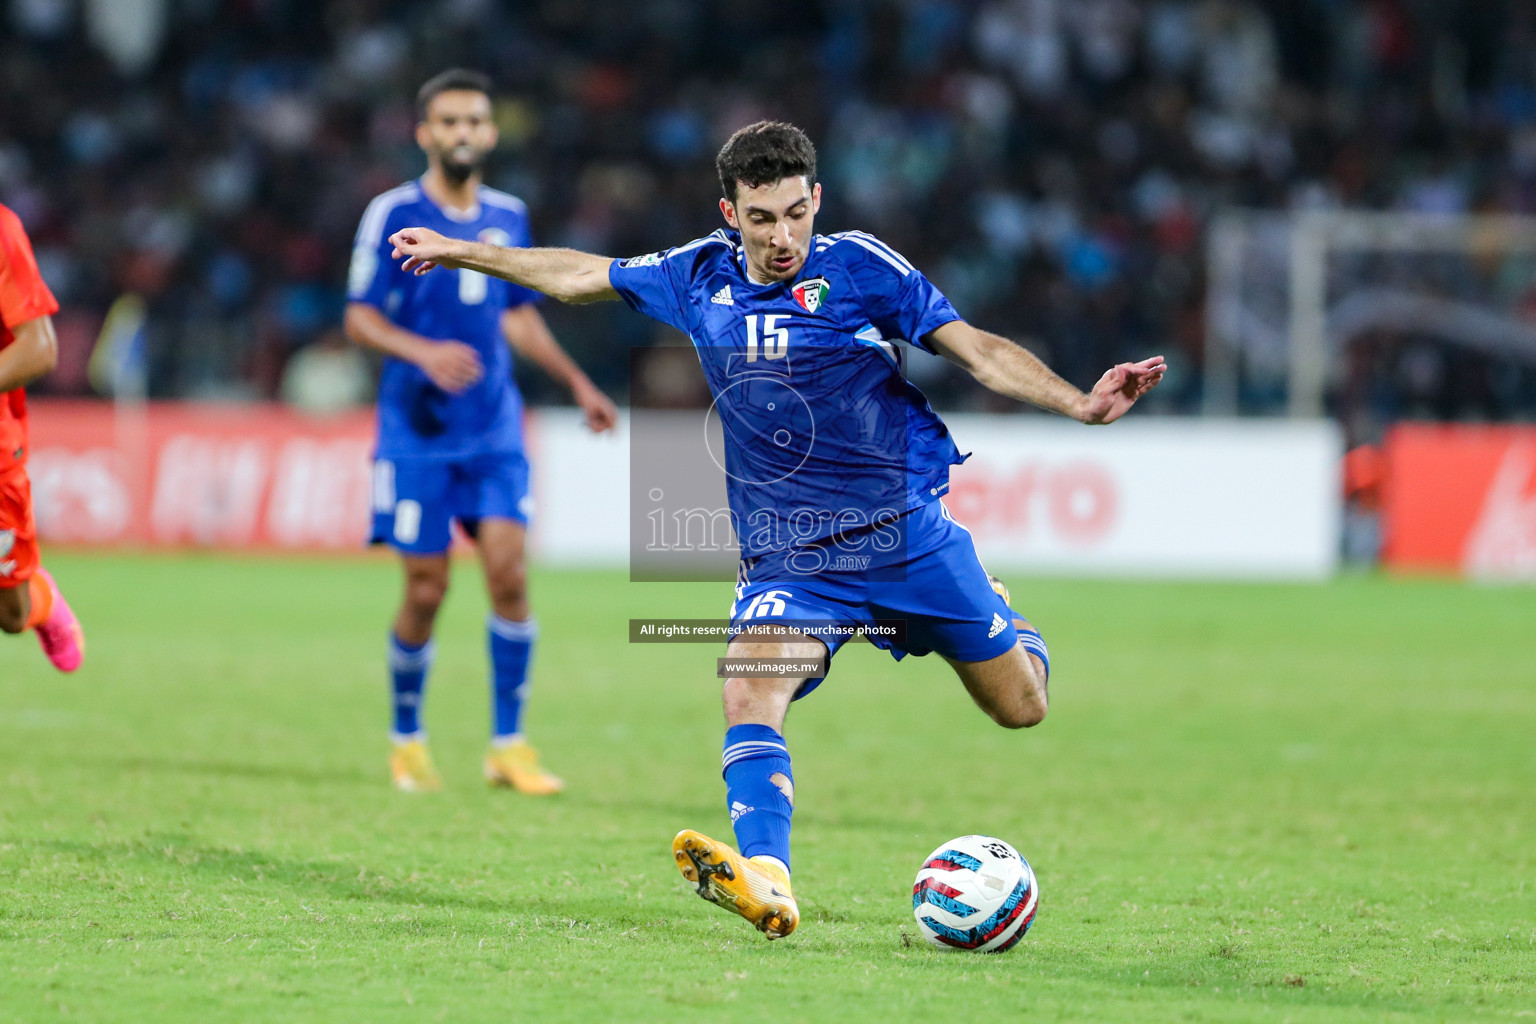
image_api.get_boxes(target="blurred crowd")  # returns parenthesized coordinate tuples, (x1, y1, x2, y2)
(3, 0, 1535, 422)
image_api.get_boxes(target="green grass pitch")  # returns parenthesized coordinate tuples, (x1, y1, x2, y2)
(2, 553, 1533, 1022)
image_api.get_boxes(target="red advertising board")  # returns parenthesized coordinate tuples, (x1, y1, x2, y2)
(1382, 424, 1536, 578)
(27, 401, 377, 549)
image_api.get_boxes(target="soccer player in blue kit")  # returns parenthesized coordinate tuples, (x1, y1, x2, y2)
(387, 121, 1164, 936)
(345, 70, 617, 794)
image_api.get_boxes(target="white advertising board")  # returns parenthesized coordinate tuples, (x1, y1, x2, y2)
(943, 416, 1342, 578)
(528, 408, 631, 564)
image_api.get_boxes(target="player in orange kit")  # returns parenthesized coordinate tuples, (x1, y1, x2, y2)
(0, 202, 84, 671)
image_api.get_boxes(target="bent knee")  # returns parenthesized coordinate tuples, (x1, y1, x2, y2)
(720, 674, 799, 724)
(404, 577, 449, 614)
(993, 664, 1049, 729)
(486, 569, 528, 608)
(963, 652, 1049, 729)
(720, 676, 761, 720)
(991, 702, 1047, 729)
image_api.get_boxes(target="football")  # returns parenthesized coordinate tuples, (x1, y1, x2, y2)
(911, 834, 1039, 952)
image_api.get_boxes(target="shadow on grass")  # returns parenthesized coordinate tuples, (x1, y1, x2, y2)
(886, 938, 1463, 1020)
(15, 835, 511, 917)
(108, 755, 374, 787)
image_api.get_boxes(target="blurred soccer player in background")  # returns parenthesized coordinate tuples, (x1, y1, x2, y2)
(0, 202, 85, 672)
(387, 122, 1162, 936)
(345, 69, 617, 794)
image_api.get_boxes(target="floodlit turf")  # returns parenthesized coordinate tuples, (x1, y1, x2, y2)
(2, 554, 1533, 1022)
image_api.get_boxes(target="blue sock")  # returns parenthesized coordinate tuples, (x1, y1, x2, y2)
(388, 632, 433, 738)
(722, 724, 795, 872)
(488, 614, 537, 742)
(1014, 614, 1050, 681)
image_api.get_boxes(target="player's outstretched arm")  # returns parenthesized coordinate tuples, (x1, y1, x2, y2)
(0, 314, 58, 394)
(389, 227, 618, 304)
(927, 320, 1165, 425)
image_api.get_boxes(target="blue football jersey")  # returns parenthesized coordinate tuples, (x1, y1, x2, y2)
(348, 180, 540, 459)
(610, 228, 966, 557)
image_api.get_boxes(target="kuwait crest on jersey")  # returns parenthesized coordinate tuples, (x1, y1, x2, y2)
(792, 277, 830, 313)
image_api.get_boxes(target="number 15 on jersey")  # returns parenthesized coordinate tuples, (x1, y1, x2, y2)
(745, 314, 789, 362)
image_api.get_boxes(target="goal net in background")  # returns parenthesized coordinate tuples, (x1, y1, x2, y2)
(1203, 211, 1536, 431)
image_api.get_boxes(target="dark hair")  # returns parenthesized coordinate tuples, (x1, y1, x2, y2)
(416, 68, 493, 119)
(716, 121, 817, 202)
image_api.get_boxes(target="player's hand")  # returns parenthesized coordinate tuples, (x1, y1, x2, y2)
(574, 380, 619, 433)
(1077, 356, 1166, 425)
(390, 227, 463, 276)
(418, 340, 484, 394)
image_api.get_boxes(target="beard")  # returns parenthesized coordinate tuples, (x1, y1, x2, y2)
(439, 149, 487, 185)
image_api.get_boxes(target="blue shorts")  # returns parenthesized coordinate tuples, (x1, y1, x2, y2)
(369, 452, 532, 555)
(728, 499, 1021, 698)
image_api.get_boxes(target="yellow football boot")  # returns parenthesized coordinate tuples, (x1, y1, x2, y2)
(484, 739, 565, 795)
(389, 739, 441, 792)
(672, 829, 799, 939)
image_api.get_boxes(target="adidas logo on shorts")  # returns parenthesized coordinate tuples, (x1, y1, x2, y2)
(711, 285, 734, 305)
(988, 612, 1007, 639)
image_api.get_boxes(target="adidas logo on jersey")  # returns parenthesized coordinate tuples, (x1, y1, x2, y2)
(711, 285, 734, 305)
(988, 612, 1007, 639)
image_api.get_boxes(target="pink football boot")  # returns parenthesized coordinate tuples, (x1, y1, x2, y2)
(34, 568, 84, 672)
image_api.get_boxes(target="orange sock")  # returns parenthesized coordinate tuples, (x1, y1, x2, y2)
(25, 573, 54, 630)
